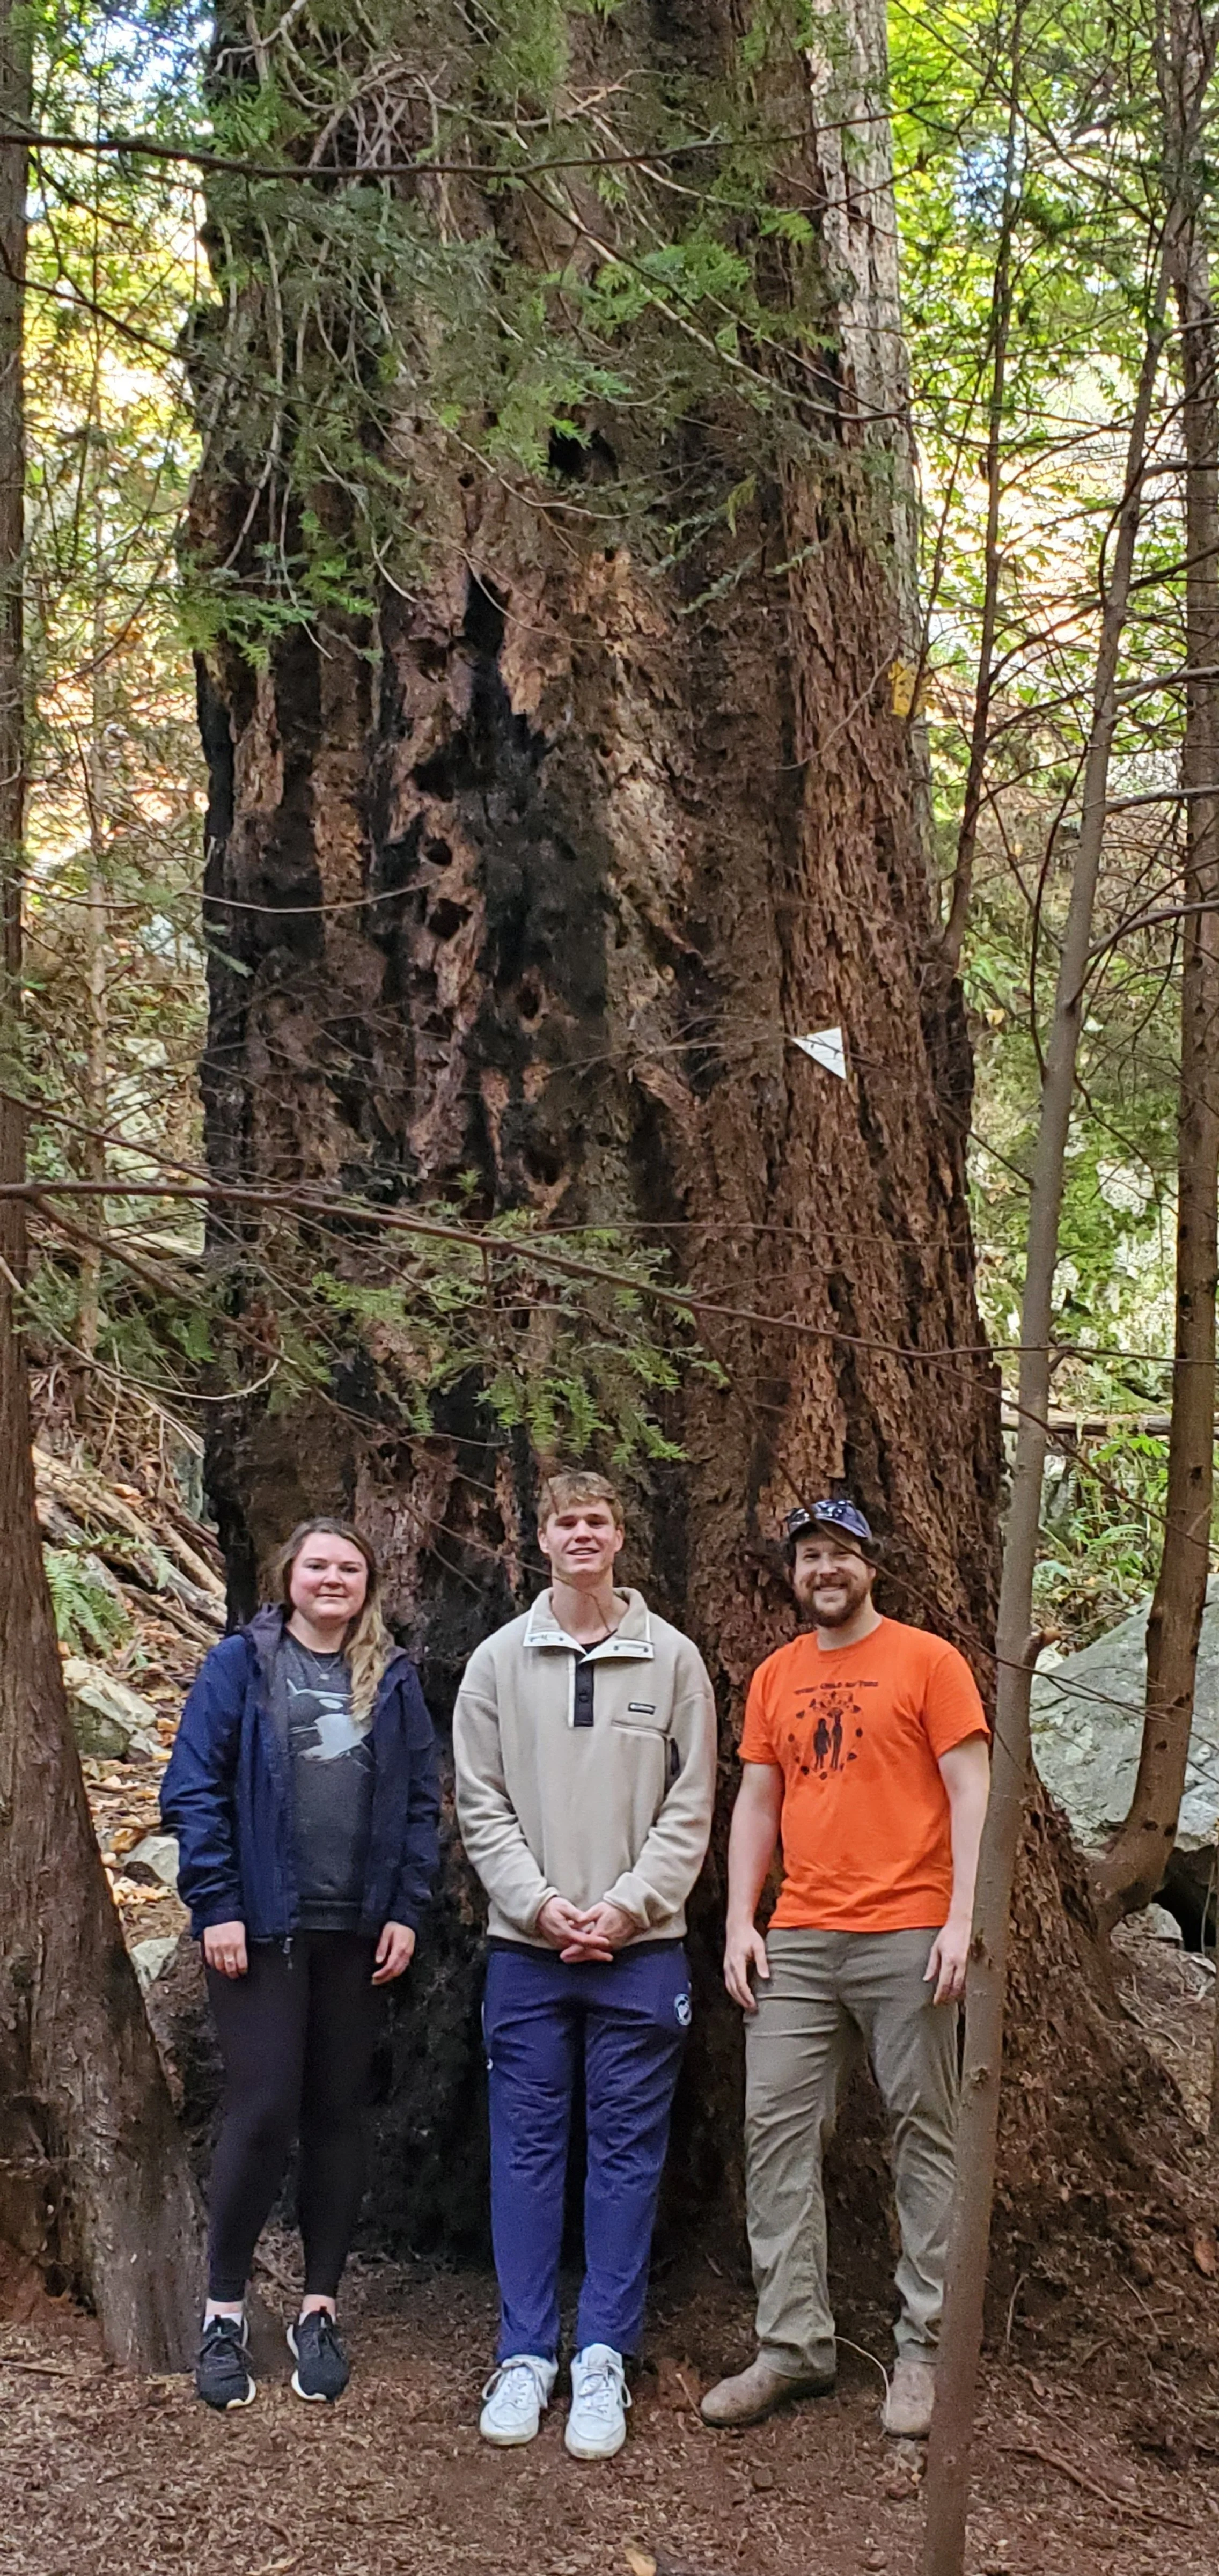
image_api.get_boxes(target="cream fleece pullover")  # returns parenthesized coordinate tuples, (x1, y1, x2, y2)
(453, 1589, 717, 1947)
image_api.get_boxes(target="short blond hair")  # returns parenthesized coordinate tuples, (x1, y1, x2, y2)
(537, 1469, 625, 1529)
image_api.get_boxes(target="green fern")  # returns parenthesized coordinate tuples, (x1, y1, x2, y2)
(43, 1550, 131, 1658)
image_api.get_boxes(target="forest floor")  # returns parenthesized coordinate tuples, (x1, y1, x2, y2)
(5, 2164, 1219, 2576)
(19, 1450, 1219, 2575)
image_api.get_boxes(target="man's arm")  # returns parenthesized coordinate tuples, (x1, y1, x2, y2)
(723, 1762, 784, 2011)
(925, 1734, 991, 2004)
(597, 1662, 717, 1934)
(452, 1664, 557, 1937)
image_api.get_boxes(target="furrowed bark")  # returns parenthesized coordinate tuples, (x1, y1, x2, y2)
(1092, 0, 1219, 1937)
(0, 0, 202, 2363)
(920, 235, 1178, 2576)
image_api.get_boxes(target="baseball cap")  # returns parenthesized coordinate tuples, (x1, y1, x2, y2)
(783, 1498, 879, 1559)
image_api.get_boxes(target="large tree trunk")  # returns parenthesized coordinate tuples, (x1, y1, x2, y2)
(195, 1, 996, 1699)
(187, 0, 1196, 2257)
(0, 0, 201, 2362)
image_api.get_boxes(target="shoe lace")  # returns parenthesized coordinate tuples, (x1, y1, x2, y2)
(575, 2356, 630, 2420)
(297, 2309, 340, 2345)
(483, 2357, 549, 2408)
(204, 2316, 244, 2346)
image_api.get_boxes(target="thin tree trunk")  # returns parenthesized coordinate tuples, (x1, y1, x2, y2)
(0, 0, 202, 2364)
(941, 8, 1023, 975)
(1211, 1925, 1219, 2137)
(1092, 0, 1219, 1937)
(76, 491, 109, 1382)
(920, 240, 1178, 2576)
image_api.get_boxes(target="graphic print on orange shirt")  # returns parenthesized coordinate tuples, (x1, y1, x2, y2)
(738, 1617, 988, 1934)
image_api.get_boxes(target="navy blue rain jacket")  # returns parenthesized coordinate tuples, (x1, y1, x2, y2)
(161, 1606, 441, 1942)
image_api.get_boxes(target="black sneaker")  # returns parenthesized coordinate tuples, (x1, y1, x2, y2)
(195, 2315, 256, 2410)
(288, 2310, 351, 2403)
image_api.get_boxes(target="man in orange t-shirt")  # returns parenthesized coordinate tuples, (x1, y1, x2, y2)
(700, 1499, 989, 2443)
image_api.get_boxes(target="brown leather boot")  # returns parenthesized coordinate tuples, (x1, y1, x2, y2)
(700, 2354, 836, 2427)
(882, 2354, 936, 2438)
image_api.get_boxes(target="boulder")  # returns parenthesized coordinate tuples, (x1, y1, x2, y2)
(63, 1658, 161, 1762)
(1031, 1581, 1219, 1931)
(123, 1832, 179, 1889)
(130, 1934, 180, 1992)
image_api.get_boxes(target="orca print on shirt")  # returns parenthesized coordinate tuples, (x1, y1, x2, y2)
(277, 1633, 376, 1930)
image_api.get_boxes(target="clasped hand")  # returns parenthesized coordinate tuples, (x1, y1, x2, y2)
(535, 1895, 636, 1962)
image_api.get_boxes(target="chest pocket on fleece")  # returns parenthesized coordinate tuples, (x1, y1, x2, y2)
(610, 1709, 681, 1784)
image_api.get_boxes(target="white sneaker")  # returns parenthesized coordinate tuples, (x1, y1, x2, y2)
(479, 2353, 557, 2446)
(566, 2343, 630, 2460)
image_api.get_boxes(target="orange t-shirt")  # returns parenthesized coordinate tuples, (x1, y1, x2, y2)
(738, 1617, 988, 1933)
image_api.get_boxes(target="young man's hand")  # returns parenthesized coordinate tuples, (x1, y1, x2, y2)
(372, 1921, 416, 1984)
(537, 1895, 593, 1951)
(535, 1896, 636, 1961)
(203, 1920, 248, 1978)
(723, 1919, 769, 2012)
(924, 1916, 971, 2003)
(567, 1900, 636, 1959)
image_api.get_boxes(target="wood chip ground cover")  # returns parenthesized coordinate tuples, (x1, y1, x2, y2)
(21, 1451, 1219, 2571)
(3, 2264, 1217, 2576)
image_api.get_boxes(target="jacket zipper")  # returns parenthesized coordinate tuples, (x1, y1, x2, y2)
(253, 1647, 297, 1943)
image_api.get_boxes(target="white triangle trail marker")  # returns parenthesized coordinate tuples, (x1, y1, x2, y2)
(791, 1025, 847, 1081)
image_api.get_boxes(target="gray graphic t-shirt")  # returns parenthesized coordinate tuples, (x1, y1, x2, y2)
(273, 1633, 375, 1931)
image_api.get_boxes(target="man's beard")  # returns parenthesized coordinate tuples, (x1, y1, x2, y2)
(797, 1572, 872, 1627)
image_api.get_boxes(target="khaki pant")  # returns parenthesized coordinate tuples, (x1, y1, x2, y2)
(744, 1927, 958, 2377)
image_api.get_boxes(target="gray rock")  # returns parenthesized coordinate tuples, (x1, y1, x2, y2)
(124, 1832, 179, 1889)
(130, 1934, 180, 1992)
(63, 1658, 161, 1763)
(70, 1704, 129, 1763)
(1031, 1577, 1219, 1854)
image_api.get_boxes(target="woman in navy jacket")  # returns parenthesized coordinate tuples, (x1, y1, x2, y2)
(162, 1517, 439, 2412)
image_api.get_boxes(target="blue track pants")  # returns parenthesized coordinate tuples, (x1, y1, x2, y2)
(483, 1942, 692, 2364)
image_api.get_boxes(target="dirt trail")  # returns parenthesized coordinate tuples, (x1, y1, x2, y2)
(4, 2252, 1217, 2576)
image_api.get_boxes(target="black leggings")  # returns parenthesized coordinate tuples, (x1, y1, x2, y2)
(205, 1933, 381, 2301)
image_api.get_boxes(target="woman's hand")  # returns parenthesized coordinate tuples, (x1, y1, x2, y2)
(203, 1920, 248, 1978)
(372, 1921, 416, 1984)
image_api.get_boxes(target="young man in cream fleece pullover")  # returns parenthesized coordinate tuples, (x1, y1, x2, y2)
(453, 1469, 716, 2461)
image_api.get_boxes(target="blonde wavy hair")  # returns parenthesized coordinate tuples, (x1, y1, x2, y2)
(271, 1518, 393, 1721)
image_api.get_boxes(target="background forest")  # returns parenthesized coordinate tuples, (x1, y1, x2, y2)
(17, 0, 1206, 1649)
(4, 4, 1219, 2573)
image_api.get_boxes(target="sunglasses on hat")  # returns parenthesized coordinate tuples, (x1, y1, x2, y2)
(783, 1498, 877, 1554)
